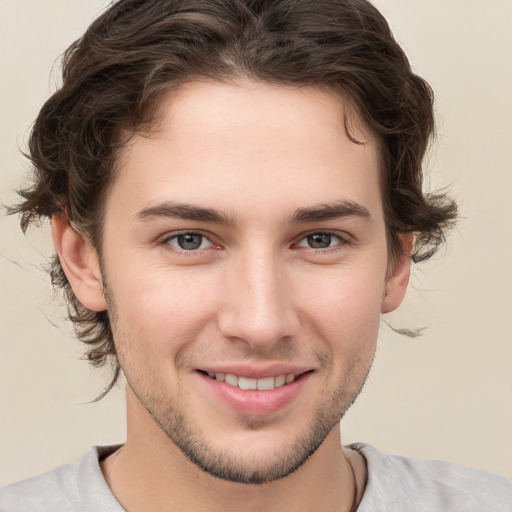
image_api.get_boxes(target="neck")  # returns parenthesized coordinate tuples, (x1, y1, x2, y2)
(101, 392, 365, 512)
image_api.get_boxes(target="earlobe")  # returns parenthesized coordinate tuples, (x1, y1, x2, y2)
(381, 233, 414, 314)
(51, 214, 107, 312)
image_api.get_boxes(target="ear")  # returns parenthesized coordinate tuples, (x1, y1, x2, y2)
(52, 214, 107, 311)
(381, 233, 414, 314)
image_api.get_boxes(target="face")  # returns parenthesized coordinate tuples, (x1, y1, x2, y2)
(66, 81, 409, 484)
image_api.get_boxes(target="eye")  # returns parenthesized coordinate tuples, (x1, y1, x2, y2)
(296, 232, 345, 250)
(164, 232, 214, 251)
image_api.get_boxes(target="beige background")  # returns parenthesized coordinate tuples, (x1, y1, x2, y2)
(1, 0, 511, 485)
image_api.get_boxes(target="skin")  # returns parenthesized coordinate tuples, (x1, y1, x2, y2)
(53, 81, 412, 512)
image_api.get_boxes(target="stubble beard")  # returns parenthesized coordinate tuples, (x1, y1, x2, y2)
(122, 350, 373, 485)
(105, 275, 375, 485)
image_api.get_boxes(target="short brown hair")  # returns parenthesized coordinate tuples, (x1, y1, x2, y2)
(11, 0, 457, 397)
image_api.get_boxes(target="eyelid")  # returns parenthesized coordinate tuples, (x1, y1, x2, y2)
(158, 228, 351, 256)
(293, 230, 351, 251)
(161, 229, 219, 252)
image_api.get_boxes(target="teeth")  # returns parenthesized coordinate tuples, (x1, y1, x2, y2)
(275, 375, 286, 387)
(257, 377, 275, 391)
(206, 372, 298, 390)
(238, 377, 257, 390)
(225, 374, 238, 387)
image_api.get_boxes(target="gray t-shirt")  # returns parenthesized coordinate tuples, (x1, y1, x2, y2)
(1, 443, 511, 511)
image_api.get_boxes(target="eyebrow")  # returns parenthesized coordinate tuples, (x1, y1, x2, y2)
(136, 202, 236, 225)
(289, 200, 371, 224)
(135, 199, 371, 225)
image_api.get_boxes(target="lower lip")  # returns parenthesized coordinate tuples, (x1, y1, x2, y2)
(198, 372, 312, 416)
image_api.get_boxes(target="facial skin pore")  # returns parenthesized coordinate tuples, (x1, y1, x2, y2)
(53, 81, 411, 511)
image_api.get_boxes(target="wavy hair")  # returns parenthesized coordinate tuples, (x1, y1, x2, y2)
(11, 0, 457, 397)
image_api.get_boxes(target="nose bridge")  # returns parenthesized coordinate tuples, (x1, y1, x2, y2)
(219, 244, 298, 347)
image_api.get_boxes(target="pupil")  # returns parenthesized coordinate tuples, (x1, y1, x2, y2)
(308, 233, 331, 248)
(178, 234, 202, 250)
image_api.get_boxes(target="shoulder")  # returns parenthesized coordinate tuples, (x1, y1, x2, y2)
(0, 446, 123, 512)
(0, 459, 81, 512)
(349, 442, 512, 512)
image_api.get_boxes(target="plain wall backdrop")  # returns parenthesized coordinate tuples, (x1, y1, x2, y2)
(0, 0, 511, 484)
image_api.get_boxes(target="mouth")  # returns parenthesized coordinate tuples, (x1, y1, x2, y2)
(196, 365, 314, 415)
(199, 371, 304, 391)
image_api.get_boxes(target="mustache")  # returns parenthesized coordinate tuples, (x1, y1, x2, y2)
(174, 340, 330, 370)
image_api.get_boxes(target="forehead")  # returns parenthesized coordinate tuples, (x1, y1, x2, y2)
(112, 80, 382, 223)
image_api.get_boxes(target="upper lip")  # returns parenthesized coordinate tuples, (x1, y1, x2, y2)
(197, 364, 314, 379)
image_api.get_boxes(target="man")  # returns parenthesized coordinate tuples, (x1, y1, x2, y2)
(1, 0, 510, 510)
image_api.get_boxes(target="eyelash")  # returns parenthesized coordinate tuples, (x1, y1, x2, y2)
(160, 230, 350, 255)
(161, 230, 218, 255)
(295, 231, 349, 253)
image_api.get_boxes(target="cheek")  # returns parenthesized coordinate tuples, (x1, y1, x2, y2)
(105, 261, 220, 357)
(295, 263, 386, 351)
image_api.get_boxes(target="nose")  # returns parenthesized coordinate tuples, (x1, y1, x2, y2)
(217, 248, 300, 350)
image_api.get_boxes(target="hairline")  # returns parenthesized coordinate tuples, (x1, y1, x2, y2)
(89, 77, 401, 263)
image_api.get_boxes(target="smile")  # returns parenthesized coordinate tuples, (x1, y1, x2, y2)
(206, 372, 298, 390)
(198, 368, 313, 415)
